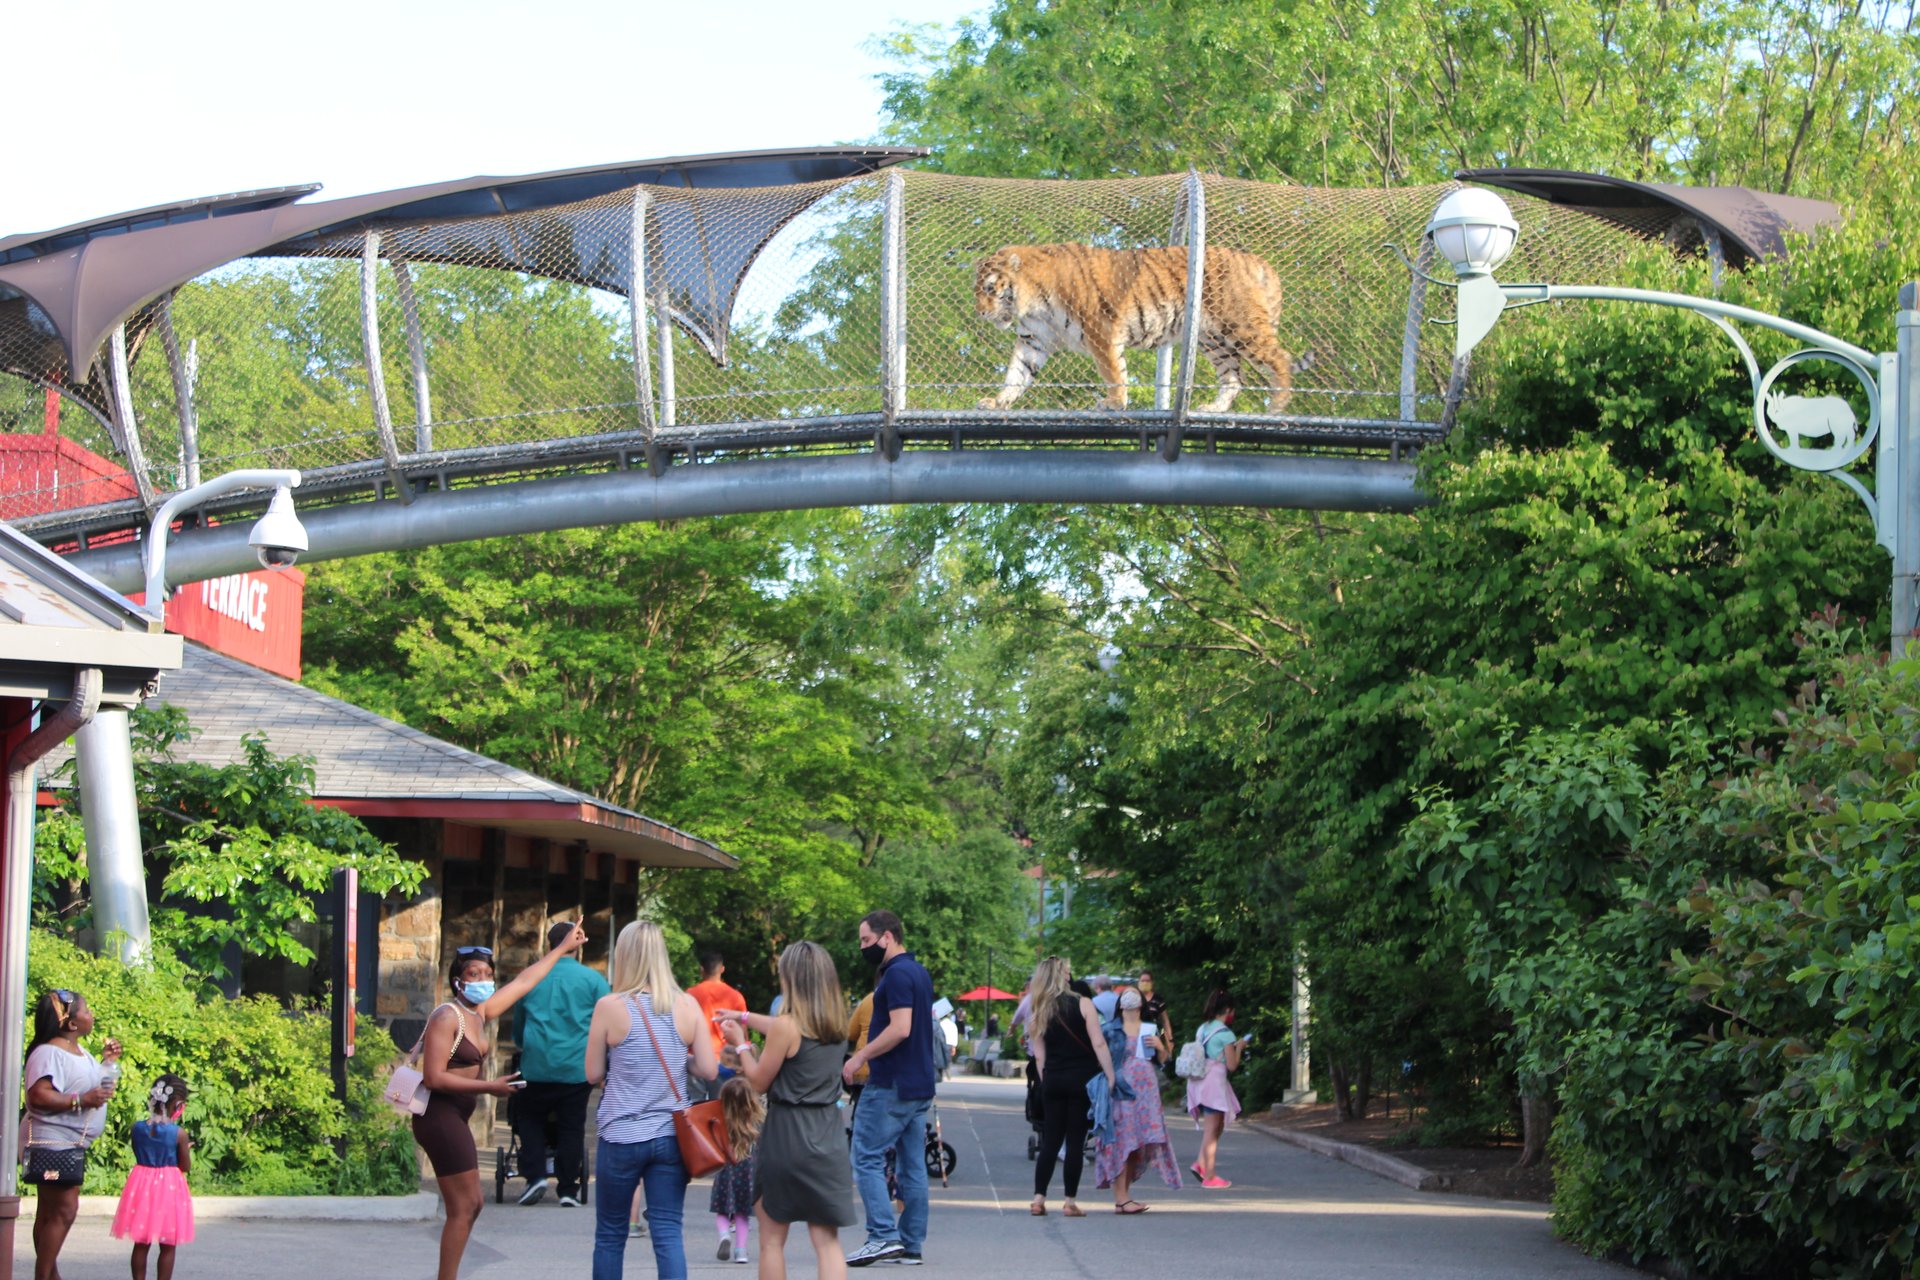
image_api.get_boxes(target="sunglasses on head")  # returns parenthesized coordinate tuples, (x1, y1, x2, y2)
(455, 946, 493, 960)
(48, 989, 76, 1020)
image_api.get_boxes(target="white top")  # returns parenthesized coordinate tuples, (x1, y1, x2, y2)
(24, 1043, 105, 1148)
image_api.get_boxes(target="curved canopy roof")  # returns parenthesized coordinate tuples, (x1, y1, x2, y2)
(0, 146, 925, 381)
(1455, 168, 1839, 269)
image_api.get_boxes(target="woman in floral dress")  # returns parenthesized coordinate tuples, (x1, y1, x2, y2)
(1094, 988, 1182, 1212)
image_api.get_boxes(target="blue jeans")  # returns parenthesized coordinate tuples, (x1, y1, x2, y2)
(850, 1084, 929, 1251)
(593, 1134, 688, 1280)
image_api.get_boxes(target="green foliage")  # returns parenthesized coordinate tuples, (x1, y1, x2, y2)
(879, 0, 1920, 195)
(26, 930, 416, 1196)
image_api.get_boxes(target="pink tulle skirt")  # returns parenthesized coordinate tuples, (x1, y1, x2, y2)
(112, 1165, 195, 1245)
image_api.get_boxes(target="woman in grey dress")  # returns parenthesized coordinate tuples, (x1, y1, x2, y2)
(719, 941, 857, 1280)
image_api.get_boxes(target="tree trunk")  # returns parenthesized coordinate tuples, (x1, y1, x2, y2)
(1517, 1091, 1552, 1168)
(1331, 1062, 1354, 1120)
(1352, 1060, 1373, 1120)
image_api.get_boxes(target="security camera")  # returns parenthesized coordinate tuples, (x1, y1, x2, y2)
(248, 486, 309, 570)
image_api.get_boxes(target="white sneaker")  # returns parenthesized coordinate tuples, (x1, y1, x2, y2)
(718, 1239, 734, 1261)
(557, 1194, 581, 1208)
(733, 1246, 751, 1264)
(517, 1180, 548, 1207)
(846, 1240, 906, 1267)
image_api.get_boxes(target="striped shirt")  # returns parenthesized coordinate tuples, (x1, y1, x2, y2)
(596, 992, 689, 1145)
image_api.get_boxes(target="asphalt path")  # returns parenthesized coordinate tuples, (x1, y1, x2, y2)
(21, 1075, 1636, 1278)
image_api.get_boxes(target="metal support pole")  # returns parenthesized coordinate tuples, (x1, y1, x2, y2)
(155, 296, 201, 490)
(654, 279, 677, 431)
(390, 262, 434, 451)
(361, 231, 411, 502)
(878, 170, 906, 461)
(1163, 170, 1207, 462)
(107, 325, 159, 511)
(1399, 237, 1436, 423)
(1894, 282, 1920, 656)
(629, 189, 661, 474)
(74, 708, 150, 964)
(1155, 186, 1190, 413)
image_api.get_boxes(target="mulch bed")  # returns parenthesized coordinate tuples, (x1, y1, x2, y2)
(1258, 1101, 1555, 1204)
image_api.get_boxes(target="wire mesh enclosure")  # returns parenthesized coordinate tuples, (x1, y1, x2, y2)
(2, 167, 1657, 534)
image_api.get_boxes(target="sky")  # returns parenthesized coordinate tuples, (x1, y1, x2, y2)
(6, 0, 984, 239)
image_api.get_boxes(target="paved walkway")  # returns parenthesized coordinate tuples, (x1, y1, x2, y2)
(18, 1076, 1635, 1278)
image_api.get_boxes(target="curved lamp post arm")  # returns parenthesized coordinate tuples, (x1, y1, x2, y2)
(142, 469, 302, 619)
(1492, 283, 1878, 368)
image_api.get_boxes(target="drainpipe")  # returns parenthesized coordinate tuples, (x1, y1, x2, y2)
(73, 709, 149, 963)
(2, 669, 103, 1260)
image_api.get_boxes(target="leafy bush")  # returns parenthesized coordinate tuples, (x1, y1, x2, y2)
(26, 930, 417, 1196)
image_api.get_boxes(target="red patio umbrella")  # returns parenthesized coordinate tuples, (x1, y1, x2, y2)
(955, 986, 1021, 1001)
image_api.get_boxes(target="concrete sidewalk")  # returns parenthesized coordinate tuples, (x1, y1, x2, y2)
(17, 1076, 1636, 1279)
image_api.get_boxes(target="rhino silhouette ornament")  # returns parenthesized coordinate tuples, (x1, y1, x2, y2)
(1764, 389, 1857, 451)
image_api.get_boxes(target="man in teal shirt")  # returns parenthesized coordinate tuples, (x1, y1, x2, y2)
(512, 920, 611, 1206)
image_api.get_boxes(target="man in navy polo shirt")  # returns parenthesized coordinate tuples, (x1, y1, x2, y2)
(841, 909, 935, 1267)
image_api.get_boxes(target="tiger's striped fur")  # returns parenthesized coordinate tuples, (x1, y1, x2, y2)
(973, 243, 1293, 413)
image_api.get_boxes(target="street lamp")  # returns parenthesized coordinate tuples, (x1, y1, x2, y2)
(141, 469, 307, 619)
(1408, 190, 1918, 655)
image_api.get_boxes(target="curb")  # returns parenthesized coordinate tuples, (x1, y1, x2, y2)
(1245, 1119, 1451, 1192)
(17, 1192, 441, 1222)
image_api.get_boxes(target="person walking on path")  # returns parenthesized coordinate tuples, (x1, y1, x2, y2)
(839, 910, 936, 1267)
(721, 940, 860, 1280)
(585, 921, 720, 1280)
(1184, 989, 1247, 1189)
(112, 1073, 195, 1277)
(843, 992, 874, 1119)
(416, 925, 588, 1280)
(1094, 989, 1180, 1213)
(24, 988, 121, 1280)
(1026, 958, 1116, 1219)
(708, 1077, 764, 1265)
(512, 919, 612, 1207)
(688, 952, 749, 1102)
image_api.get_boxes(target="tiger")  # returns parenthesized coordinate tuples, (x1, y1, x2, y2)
(973, 243, 1294, 414)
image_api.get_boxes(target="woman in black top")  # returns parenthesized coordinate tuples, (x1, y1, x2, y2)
(1025, 957, 1115, 1217)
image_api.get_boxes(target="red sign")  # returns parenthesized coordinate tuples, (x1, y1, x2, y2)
(129, 566, 306, 681)
(341, 868, 358, 1059)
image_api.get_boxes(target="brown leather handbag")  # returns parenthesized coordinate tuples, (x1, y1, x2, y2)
(636, 995, 732, 1178)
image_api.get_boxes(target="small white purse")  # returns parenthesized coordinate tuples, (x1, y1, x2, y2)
(384, 1004, 462, 1118)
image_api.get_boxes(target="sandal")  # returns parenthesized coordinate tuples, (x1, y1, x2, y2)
(1114, 1200, 1149, 1215)
(1030, 1200, 1047, 1217)
(1061, 1203, 1086, 1217)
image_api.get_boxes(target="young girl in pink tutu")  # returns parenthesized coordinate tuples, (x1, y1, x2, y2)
(112, 1074, 194, 1277)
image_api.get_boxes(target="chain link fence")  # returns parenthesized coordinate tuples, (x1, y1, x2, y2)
(4, 169, 1659, 531)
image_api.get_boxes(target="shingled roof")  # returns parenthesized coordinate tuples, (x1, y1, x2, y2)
(45, 642, 733, 870)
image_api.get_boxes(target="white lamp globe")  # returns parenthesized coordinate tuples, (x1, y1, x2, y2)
(1427, 188, 1520, 278)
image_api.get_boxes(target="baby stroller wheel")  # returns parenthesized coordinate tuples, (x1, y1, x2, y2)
(927, 1141, 957, 1179)
(495, 1148, 509, 1203)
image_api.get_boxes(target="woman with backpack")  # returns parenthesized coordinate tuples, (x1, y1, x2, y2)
(1181, 990, 1246, 1189)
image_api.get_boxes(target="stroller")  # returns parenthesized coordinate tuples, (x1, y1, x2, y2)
(1023, 1059, 1097, 1163)
(494, 1063, 590, 1205)
(847, 1094, 959, 1195)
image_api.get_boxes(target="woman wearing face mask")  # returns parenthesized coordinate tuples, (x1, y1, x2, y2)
(417, 924, 588, 1280)
(1183, 989, 1245, 1189)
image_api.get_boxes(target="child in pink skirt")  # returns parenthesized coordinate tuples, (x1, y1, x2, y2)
(113, 1074, 194, 1278)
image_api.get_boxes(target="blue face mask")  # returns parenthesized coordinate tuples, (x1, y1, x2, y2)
(460, 981, 496, 1004)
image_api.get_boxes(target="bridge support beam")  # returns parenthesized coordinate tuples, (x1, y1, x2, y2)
(66, 451, 1427, 594)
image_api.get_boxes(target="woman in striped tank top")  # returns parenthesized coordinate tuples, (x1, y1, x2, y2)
(586, 921, 720, 1280)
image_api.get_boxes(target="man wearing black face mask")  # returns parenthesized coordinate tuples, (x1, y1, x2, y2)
(841, 910, 935, 1267)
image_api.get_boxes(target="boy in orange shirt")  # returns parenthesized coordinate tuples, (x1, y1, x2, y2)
(687, 952, 748, 1102)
